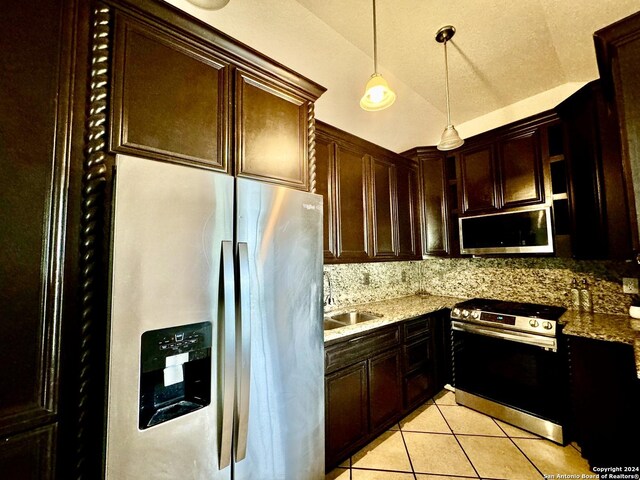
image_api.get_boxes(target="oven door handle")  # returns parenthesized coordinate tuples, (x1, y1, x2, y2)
(451, 320, 557, 352)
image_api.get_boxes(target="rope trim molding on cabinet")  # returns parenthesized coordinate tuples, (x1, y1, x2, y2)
(308, 102, 317, 193)
(76, 5, 110, 479)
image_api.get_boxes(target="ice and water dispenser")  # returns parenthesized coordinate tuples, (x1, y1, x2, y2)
(139, 321, 212, 429)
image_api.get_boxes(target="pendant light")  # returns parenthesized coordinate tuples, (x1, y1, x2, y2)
(360, 0, 396, 111)
(186, 0, 230, 10)
(436, 25, 464, 151)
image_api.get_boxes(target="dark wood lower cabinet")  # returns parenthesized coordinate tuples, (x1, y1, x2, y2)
(325, 362, 369, 464)
(325, 313, 446, 470)
(369, 349, 403, 431)
(568, 336, 640, 468)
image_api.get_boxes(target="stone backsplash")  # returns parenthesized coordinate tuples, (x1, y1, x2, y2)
(324, 257, 640, 315)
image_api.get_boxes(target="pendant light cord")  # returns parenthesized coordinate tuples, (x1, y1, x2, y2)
(444, 39, 451, 126)
(372, 0, 378, 74)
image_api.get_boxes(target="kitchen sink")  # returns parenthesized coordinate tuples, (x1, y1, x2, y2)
(323, 318, 349, 330)
(323, 311, 383, 330)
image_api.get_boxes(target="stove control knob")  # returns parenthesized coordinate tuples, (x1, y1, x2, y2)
(452, 308, 461, 318)
(529, 319, 539, 328)
(461, 309, 470, 318)
(543, 321, 553, 330)
(470, 310, 480, 319)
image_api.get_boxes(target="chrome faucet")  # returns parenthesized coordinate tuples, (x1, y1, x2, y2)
(323, 271, 335, 307)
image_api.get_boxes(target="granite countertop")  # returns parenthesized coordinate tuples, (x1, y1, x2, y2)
(562, 310, 640, 378)
(323, 294, 464, 343)
(324, 294, 640, 378)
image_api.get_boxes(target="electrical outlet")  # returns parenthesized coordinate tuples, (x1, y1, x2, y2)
(362, 272, 370, 286)
(622, 277, 639, 294)
(401, 270, 407, 282)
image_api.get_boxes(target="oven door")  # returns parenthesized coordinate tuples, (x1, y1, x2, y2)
(451, 320, 567, 424)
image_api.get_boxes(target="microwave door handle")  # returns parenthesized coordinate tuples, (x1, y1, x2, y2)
(234, 242, 251, 461)
(219, 241, 236, 469)
(451, 321, 557, 351)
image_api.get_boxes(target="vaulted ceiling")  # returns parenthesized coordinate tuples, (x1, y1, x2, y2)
(166, 0, 639, 152)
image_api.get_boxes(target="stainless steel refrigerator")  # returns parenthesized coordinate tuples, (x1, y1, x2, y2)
(105, 154, 324, 479)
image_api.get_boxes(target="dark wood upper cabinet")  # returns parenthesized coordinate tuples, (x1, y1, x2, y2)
(396, 163, 421, 258)
(369, 157, 397, 258)
(557, 81, 633, 260)
(235, 70, 309, 189)
(459, 144, 499, 214)
(315, 135, 337, 260)
(335, 144, 370, 261)
(595, 11, 640, 257)
(111, 12, 231, 171)
(498, 129, 544, 208)
(316, 121, 421, 263)
(109, 1, 325, 189)
(412, 151, 450, 256)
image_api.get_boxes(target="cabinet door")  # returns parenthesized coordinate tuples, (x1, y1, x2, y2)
(1, 0, 74, 448)
(419, 155, 450, 255)
(325, 362, 369, 467)
(595, 12, 640, 253)
(396, 163, 420, 259)
(235, 70, 309, 190)
(568, 336, 640, 467)
(111, 13, 230, 171)
(316, 135, 338, 260)
(0, 425, 56, 480)
(459, 144, 498, 214)
(335, 145, 370, 260)
(369, 349, 403, 432)
(498, 129, 544, 208)
(369, 157, 397, 258)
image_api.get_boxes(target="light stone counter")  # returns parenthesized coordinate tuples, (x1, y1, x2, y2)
(323, 294, 463, 343)
(322, 294, 640, 378)
(561, 310, 640, 379)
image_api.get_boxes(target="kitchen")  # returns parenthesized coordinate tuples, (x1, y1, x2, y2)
(2, 0, 640, 479)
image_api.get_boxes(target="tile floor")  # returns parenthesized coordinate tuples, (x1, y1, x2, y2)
(326, 390, 592, 480)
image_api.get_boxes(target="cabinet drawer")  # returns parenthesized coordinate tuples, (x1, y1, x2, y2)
(403, 336, 432, 373)
(404, 370, 434, 409)
(403, 316, 433, 341)
(325, 326, 400, 374)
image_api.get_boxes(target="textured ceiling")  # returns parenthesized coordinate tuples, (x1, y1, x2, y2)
(295, 0, 639, 123)
(165, 0, 639, 151)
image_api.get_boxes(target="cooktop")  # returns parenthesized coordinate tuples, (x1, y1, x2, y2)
(453, 298, 567, 321)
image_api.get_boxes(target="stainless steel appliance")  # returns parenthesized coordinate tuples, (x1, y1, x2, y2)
(105, 154, 324, 479)
(450, 298, 568, 443)
(459, 206, 554, 255)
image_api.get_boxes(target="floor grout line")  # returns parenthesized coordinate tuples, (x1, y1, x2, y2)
(491, 417, 546, 478)
(432, 397, 482, 479)
(397, 422, 418, 479)
(329, 390, 588, 479)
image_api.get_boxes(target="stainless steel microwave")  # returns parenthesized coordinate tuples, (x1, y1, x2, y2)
(459, 206, 554, 255)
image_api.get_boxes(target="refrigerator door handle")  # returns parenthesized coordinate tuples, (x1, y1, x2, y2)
(219, 240, 236, 470)
(234, 242, 251, 461)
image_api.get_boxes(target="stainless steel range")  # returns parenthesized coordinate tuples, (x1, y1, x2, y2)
(450, 298, 568, 444)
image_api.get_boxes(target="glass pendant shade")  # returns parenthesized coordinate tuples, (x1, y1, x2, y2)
(360, 73, 396, 111)
(186, 0, 230, 10)
(437, 124, 464, 151)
